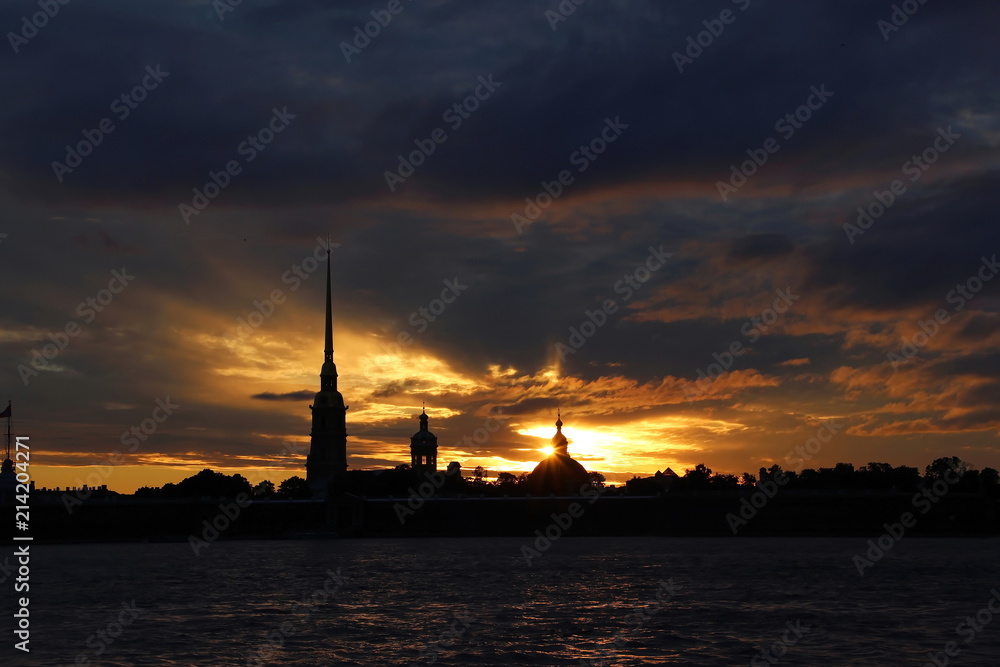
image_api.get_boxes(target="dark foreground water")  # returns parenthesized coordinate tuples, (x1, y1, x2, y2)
(5, 537, 1000, 665)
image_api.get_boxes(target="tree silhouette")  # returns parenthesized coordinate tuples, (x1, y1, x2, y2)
(173, 469, 252, 498)
(925, 456, 970, 480)
(684, 463, 712, 487)
(252, 480, 275, 498)
(494, 472, 520, 488)
(709, 473, 739, 489)
(863, 462, 893, 475)
(278, 476, 311, 499)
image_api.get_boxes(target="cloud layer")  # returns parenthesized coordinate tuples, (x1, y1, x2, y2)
(2, 0, 998, 491)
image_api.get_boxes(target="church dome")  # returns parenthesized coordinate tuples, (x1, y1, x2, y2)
(411, 430, 436, 445)
(529, 454, 590, 493)
(410, 408, 437, 446)
(528, 412, 590, 495)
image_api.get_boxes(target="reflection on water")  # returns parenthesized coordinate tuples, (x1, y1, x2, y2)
(9, 537, 1000, 665)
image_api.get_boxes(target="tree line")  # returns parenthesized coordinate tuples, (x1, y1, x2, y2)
(625, 456, 999, 495)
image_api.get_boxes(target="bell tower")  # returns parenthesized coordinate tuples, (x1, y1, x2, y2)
(410, 405, 438, 475)
(306, 243, 348, 497)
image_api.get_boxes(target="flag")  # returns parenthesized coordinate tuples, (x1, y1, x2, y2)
(0, 403, 9, 419)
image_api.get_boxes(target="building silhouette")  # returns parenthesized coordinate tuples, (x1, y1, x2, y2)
(301, 253, 589, 495)
(528, 411, 590, 494)
(0, 401, 15, 503)
(305, 246, 348, 497)
(410, 406, 438, 475)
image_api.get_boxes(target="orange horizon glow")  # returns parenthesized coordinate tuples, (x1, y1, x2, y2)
(17, 270, 1000, 496)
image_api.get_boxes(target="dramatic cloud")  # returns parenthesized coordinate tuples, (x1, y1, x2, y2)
(2, 0, 998, 491)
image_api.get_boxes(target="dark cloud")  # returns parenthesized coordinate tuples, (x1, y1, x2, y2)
(251, 390, 315, 401)
(369, 379, 421, 399)
(497, 397, 561, 416)
(727, 234, 795, 264)
(2, 0, 999, 490)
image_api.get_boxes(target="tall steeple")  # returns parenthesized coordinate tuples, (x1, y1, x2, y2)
(321, 238, 337, 392)
(306, 241, 348, 497)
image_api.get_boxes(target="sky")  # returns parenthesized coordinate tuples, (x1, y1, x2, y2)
(1, 0, 998, 493)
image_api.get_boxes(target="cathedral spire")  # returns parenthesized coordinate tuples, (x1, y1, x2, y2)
(307, 238, 349, 497)
(325, 237, 333, 360)
(320, 240, 337, 391)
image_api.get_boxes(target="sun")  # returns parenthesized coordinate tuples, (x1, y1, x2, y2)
(518, 424, 615, 461)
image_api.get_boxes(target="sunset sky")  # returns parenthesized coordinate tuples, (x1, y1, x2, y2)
(2, 0, 998, 493)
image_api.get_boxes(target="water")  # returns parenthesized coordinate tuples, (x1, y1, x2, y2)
(7, 537, 1000, 665)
